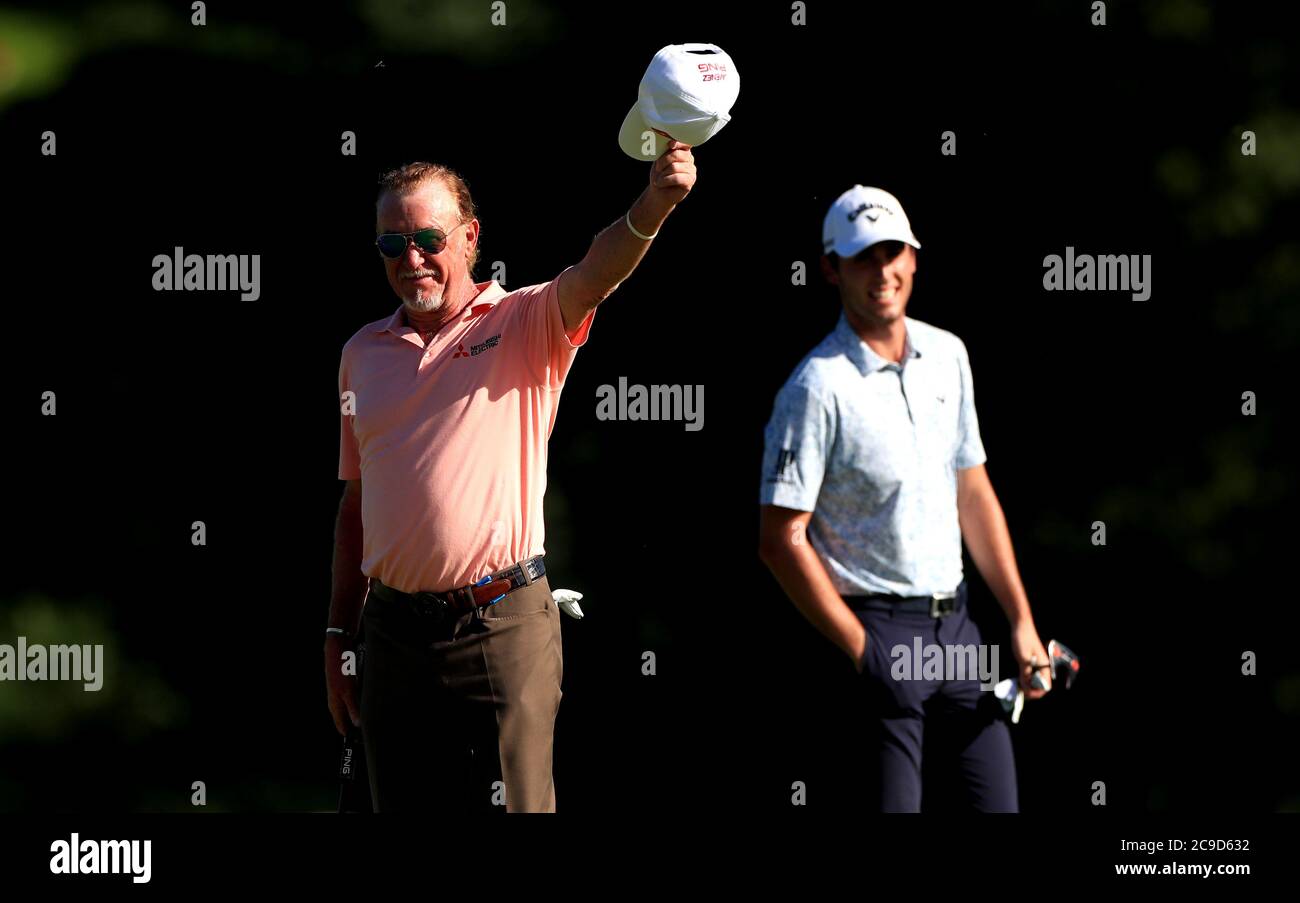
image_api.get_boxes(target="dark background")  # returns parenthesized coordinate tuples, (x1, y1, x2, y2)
(0, 0, 1295, 813)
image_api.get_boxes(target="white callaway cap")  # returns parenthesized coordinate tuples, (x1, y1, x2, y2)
(822, 185, 922, 257)
(618, 43, 739, 161)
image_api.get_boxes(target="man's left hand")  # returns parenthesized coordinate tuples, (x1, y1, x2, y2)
(1011, 621, 1052, 700)
(648, 139, 696, 210)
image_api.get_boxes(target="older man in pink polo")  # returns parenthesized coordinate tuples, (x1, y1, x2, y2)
(323, 143, 695, 813)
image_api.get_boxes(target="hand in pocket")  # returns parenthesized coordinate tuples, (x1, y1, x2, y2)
(854, 626, 872, 675)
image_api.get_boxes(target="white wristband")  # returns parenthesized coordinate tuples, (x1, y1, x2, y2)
(625, 210, 657, 241)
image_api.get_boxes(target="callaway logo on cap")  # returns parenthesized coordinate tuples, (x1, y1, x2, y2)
(618, 43, 740, 161)
(822, 185, 922, 257)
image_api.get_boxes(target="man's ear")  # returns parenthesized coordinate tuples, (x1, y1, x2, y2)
(820, 254, 840, 285)
(464, 218, 480, 262)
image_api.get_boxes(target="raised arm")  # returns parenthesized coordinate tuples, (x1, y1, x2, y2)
(557, 140, 696, 330)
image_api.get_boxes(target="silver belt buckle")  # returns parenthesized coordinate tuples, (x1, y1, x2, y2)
(929, 590, 957, 619)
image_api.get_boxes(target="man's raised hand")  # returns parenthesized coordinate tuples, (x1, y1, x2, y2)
(648, 139, 696, 209)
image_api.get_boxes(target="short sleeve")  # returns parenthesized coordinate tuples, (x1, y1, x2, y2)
(955, 339, 987, 469)
(759, 381, 835, 511)
(338, 352, 361, 481)
(513, 266, 597, 388)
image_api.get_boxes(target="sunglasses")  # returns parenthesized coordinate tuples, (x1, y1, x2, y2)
(375, 222, 467, 260)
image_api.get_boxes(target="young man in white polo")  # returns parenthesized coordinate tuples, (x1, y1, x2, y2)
(758, 185, 1053, 812)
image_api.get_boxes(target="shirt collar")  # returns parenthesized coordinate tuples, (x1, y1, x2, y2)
(374, 279, 507, 335)
(834, 311, 922, 377)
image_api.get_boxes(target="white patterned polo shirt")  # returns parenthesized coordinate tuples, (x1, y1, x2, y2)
(760, 311, 987, 596)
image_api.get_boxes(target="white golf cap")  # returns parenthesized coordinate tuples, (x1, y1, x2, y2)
(618, 43, 739, 161)
(822, 185, 921, 257)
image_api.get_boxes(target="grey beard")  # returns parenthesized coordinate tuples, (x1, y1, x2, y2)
(404, 285, 446, 314)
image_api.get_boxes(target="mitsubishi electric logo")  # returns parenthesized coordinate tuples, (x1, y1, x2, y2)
(452, 333, 502, 359)
(470, 334, 501, 356)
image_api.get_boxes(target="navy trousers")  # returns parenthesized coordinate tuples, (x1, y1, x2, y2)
(848, 583, 1018, 813)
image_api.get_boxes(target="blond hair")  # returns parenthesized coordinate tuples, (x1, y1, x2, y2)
(376, 162, 479, 274)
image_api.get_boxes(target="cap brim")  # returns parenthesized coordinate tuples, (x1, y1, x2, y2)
(618, 104, 669, 161)
(833, 232, 922, 257)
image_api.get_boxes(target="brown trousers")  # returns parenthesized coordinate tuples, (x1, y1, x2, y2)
(359, 575, 563, 813)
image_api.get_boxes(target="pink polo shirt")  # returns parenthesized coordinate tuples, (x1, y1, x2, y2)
(338, 268, 595, 593)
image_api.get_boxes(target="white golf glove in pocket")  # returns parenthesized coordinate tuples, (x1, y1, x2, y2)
(552, 588, 585, 619)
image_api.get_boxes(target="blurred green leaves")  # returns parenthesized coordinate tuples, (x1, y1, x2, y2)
(358, 0, 559, 56)
(0, 0, 563, 112)
(1143, 0, 1213, 42)
(0, 10, 82, 110)
(0, 591, 186, 744)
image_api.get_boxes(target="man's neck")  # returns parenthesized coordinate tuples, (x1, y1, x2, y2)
(847, 312, 909, 364)
(405, 280, 479, 335)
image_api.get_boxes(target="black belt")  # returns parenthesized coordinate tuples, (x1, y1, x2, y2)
(368, 555, 546, 622)
(843, 582, 966, 619)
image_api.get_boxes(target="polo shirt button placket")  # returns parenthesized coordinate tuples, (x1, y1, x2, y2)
(896, 369, 914, 426)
